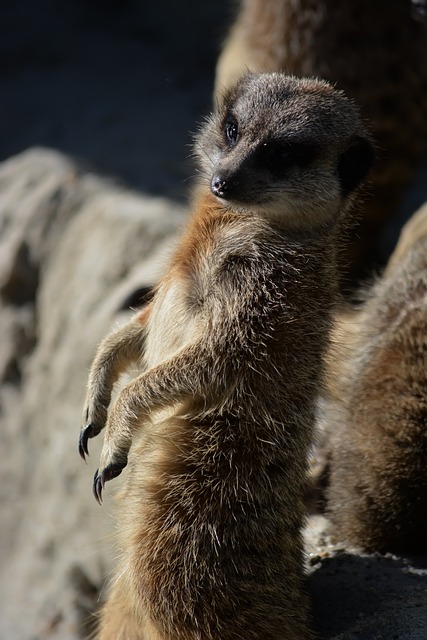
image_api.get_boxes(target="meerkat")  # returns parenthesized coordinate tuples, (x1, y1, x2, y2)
(79, 73, 373, 639)
(215, 0, 427, 285)
(322, 202, 427, 553)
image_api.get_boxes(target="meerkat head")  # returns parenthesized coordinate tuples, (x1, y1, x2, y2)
(195, 73, 374, 232)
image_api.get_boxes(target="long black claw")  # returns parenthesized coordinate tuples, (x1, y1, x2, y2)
(92, 461, 127, 505)
(78, 423, 101, 460)
(93, 469, 103, 504)
(79, 430, 90, 461)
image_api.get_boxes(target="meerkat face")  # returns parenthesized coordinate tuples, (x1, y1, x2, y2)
(195, 73, 374, 231)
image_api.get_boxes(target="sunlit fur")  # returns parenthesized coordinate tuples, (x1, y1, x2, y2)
(80, 73, 372, 639)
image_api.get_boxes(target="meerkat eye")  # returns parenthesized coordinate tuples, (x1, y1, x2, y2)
(225, 120, 239, 145)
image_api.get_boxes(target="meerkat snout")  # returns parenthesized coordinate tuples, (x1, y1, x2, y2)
(198, 73, 374, 228)
(211, 174, 230, 198)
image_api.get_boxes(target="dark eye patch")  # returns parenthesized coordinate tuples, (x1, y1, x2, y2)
(255, 140, 318, 176)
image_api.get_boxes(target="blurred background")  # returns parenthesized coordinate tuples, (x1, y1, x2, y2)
(0, 0, 230, 196)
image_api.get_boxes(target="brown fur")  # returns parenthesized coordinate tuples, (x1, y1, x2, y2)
(79, 73, 373, 639)
(324, 203, 427, 552)
(215, 0, 427, 284)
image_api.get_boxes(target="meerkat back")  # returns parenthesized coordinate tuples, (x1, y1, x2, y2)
(324, 203, 427, 552)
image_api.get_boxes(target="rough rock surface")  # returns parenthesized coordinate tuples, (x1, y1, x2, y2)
(0, 148, 186, 639)
(0, 2, 426, 640)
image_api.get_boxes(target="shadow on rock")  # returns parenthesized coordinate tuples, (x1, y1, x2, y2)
(309, 551, 427, 639)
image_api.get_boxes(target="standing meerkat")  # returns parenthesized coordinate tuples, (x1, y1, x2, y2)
(215, 0, 427, 284)
(79, 73, 373, 639)
(324, 202, 427, 553)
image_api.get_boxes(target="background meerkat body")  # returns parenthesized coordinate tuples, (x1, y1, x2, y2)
(216, 0, 427, 284)
(80, 74, 373, 638)
(324, 203, 427, 552)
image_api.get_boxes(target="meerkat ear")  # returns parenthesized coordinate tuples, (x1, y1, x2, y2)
(337, 136, 375, 197)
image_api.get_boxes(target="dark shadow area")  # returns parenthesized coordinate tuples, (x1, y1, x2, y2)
(310, 552, 427, 639)
(0, 0, 231, 200)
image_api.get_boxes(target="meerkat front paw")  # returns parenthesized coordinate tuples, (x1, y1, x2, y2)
(91, 391, 138, 503)
(78, 403, 108, 461)
(93, 460, 127, 504)
(92, 434, 129, 504)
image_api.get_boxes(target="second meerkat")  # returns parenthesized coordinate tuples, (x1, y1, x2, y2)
(79, 73, 373, 639)
(324, 203, 427, 553)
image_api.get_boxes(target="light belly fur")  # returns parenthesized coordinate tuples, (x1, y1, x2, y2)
(143, 279, 200, 370)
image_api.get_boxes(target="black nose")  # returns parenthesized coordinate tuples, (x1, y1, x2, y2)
(211, 175, 228, 198)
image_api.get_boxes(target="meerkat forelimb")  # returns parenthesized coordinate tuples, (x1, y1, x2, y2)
(79, 308, 149, 463)
(80, 72, 373, 639)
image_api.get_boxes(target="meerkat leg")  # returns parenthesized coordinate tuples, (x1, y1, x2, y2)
(97, 579, 164, 640)
(79, 307, 150, 461)
(93, 338, 212, 502)
(97, 585, 142, 640)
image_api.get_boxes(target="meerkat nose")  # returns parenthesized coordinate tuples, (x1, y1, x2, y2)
(211, 175, 228, 198)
